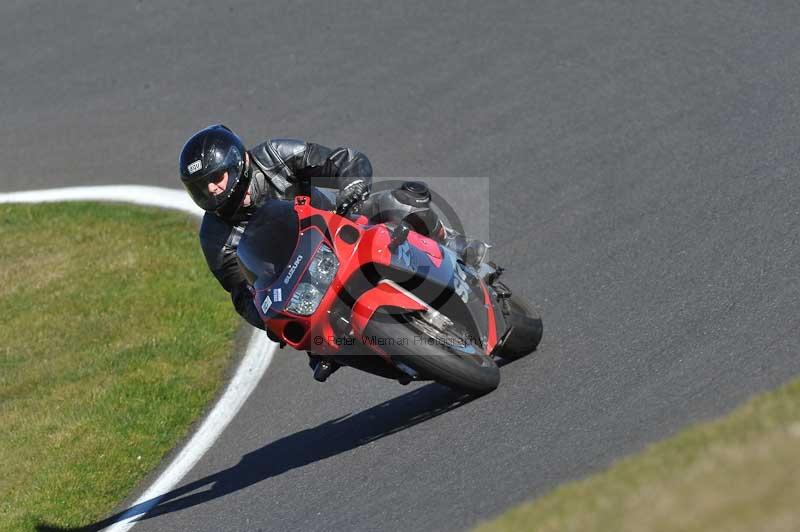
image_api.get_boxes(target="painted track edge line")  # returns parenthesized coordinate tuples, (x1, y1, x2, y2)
(0, 185, 276, 532)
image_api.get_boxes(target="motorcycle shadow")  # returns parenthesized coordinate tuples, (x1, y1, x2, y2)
(36, 382, 473, 532)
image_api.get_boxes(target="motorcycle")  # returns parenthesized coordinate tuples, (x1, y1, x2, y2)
(237, 182, 543, 396)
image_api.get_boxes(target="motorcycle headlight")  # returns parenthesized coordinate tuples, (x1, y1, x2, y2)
(308, 244, 338, 285)
(287, 282, 323, 315)
(286, 244, 339, 316)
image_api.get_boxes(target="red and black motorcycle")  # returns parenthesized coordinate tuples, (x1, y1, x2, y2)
(237, 185, 542, 396)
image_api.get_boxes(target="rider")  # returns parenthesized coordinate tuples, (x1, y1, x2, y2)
(178, 124, 487, 379)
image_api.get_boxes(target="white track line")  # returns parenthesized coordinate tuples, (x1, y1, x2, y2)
(0, 185, 276, 531)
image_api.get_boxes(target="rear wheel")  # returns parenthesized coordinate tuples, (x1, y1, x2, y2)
(363, 314, 500, 396)
(498, 295, 543, 360)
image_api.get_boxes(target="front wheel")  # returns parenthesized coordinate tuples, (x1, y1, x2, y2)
(363, 314, 500, 396)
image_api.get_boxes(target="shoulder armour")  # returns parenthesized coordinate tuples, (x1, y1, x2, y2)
(269, 138, 306, 162)
(249, 138, 306, 170)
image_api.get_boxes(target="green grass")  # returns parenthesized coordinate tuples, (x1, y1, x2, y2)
(0, 202, 239, 531)
(474, 378, 800, 532)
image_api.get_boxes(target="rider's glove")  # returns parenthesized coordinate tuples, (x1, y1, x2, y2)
(335, 179, 370, 214)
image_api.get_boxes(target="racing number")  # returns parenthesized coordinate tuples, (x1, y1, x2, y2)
(453, 264, 470, 303)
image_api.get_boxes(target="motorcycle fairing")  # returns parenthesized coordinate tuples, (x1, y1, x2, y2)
(254, 227, 325, 318)
(350, 281, 429, 361)
(380, 238, 500, 351)
(244, 195, 505, 356)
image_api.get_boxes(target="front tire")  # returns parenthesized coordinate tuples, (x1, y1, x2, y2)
(363, 315, 500, 396)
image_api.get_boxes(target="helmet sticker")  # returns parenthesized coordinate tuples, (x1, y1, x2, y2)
(188, 160, 202, 174)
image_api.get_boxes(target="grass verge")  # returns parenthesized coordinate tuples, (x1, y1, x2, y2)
(474, 378, 800, 532)
(0, 202, 239, 531)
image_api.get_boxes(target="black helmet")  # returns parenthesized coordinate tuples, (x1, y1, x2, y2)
(179, 124, 251, 218)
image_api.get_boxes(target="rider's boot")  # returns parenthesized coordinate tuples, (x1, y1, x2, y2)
(307, 353, 341, 382)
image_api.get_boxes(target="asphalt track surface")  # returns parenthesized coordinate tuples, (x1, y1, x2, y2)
(3, 1, 800, 531)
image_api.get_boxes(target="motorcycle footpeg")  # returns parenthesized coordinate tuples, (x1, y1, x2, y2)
(313, 360, 340, 382)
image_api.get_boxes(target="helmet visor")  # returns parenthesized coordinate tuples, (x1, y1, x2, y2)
(184, 147, 245, 211)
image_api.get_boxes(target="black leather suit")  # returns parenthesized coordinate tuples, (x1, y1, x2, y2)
(199, 138, 373, 330)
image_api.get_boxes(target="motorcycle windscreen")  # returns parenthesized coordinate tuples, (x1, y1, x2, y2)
(237, 199, 300, 289)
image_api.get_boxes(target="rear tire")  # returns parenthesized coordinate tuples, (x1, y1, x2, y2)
(498, 295, 543, 360)
(363, 315, 500, 396)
